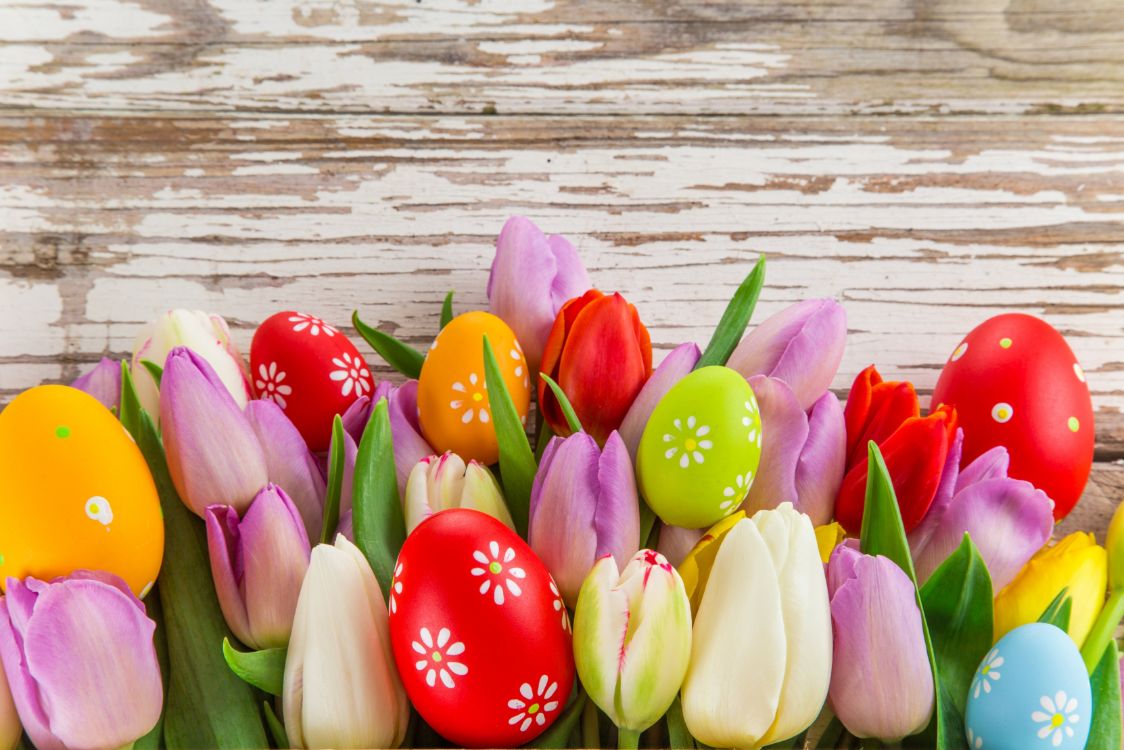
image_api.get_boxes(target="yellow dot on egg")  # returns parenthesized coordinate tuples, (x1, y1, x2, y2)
(1068, 417, 1080, 432)
(685, 438, 698, 451)
(472, 392, 483, 402)
(999, 337, 1012, 349)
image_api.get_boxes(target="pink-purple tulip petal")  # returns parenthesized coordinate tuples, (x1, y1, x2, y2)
(161, 347, 269, 516)
(71, 357, 121, 412)
(827, 542, 934, 741)
(727, 298, 847, 412)
(487, 216, 592, 375)
(528, 431, 640, 607)
(246, 399, 326, 541)
(0, 573, 162, 750)
(618, 342, 701, 460)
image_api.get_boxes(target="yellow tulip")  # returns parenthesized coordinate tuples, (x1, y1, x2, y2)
(994, 532, 1107, 647)
(815, 522, 846, 564)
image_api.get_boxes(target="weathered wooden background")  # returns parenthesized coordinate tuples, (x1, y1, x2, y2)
(0, 0, 1121, 533)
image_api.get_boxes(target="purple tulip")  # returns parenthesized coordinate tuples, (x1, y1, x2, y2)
(910, 430, 1053, 589)
(246, 399, 326, 542)
(827, 541, 934, 741)
(0, 572, 162, 750)
(161, 347, 269, 516)
(528, 431, 640, 607)
(618, 342, 701, 460)
(487, 216, 592, 376)
(71, 357, 121, 412)
(727, 299, 847, 412)
(205, 484, 311, 650)
(742, 376, 845, 526)
(342, 381, 433, 496)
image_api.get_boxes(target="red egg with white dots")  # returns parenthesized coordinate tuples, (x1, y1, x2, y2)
(249, 311, 373, 452)
(389, 509, 574, 748)
(931, 313, 1094, 521)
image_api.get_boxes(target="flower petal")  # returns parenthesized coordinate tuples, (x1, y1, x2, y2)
(618, 343, 701, 460)
(245, 399, 326, 542)
(743, 376, 807, 517)
(593, 432, 641, 570)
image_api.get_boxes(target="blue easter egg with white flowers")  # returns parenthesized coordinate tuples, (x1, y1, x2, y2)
(964, 623, 1090, 750)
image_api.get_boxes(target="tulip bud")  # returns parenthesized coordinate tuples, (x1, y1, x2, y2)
(618, 342, 701, 460)
(682, 503, 832, 748)
(0, 572, 162, 750)
(71, 357, 121, 412)
(574, 550, 692, 732)
(0, 656, 18, 750)
(827, 541, 934, 740)
(161, 347, 269, 516)
(529, 431, 641, 607)
(206, 484, 311, 650)
(284, 536, 409, 749)
(403, 453, 513, 533)
(245, 399, 326, 542)
(344, 381, 435, 497)
(994, 532, 1107, 647)
(727, 298, 847, 412)
(487, 216, 592, 376)
(742, 376, 845, 526)
(539, 290, 652, 445)
(131, 309, 250, 421)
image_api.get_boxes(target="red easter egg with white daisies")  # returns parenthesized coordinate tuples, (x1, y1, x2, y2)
(389, 509, 574, 748)
(931, 313, 1094, 521)
(249, 311, 373, 452)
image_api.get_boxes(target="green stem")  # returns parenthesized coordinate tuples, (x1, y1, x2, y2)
(582, 699, 600, 749)
(618, 728, 641, 750)
(1082, 588, 1124, 672)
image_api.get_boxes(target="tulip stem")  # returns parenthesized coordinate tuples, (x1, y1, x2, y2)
(582, 699, 600, 748)
(618, 728, 641, 750)
(1081, 588, 1124, 673)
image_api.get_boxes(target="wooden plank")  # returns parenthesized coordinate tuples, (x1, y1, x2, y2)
(0, 0, 1122, 115)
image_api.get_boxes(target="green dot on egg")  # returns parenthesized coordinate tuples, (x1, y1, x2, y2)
(55, 425, 71, 439)
(1068, 417, 1080, 432)
(0, 553, 5, 567)
(999, 337, 1012, 349)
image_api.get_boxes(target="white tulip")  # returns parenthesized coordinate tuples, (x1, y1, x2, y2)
(681, 502, 832, 749)
(403, 452, 513, 533)
(283, 536, 409, 749)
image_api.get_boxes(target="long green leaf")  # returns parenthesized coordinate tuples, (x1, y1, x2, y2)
(695, 255, 765, 369)
(1089, 640, 1122, 750)
(920, 535, 994, 750)
(222, 638, 286, 696)
(531, 692, 588, 749)
(320, 416, 346, 544)
(859, 442, 943, 750)
(440, 290, 455, 329)
(352, 310, 425, 379)
(263, 701, 289, 750)
(666, 696, 695, 750)
(353, 397, 406, 598)
(1037, 587, 1073, 632)
(119, 365, 268, 749)
(535, 421, 555, 462)
(483, 334, 537, 536)
(539, 372, 583, 434)
(141, 360, 164, 388)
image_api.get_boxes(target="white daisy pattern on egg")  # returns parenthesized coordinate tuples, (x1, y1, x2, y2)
(1031, 691, 1080, 746)
(389, 561, 404, 615)
(507, 675, 560, 733)
(742, 398, 762, 447)
(411, 626, 468, 689)
(255, 362, 293, 409)
(510, 342, 530, 389)
(720, 470, 755, 512)
(952, 341, 969, 362)
(451, 373, 490, 425)
(85, 496, 113, 527)
(966, 728, 983, 748)
(548, 578, 571, 632)
(329, 352, 371, 398)
(470, 541, 526, 605)
(663, 415, 713, 468)
(972, 648, 1003, 698)
(288, 312, 337, 337)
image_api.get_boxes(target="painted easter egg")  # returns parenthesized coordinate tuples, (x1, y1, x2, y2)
(417, 311, 531, 465)
(250, 311, 373, 452)
(965, 623, 1090, 750)
(389, 509, 574, 747)
(932, 313, 1094, 520)
(637, 366, 763, 529)
(0, 385, 164, 596)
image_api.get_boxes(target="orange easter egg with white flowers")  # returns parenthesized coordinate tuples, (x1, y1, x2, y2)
(0, 385, 164, 596)
(417, 312, 531, 465)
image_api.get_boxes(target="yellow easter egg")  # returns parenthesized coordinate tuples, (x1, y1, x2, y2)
(0, 385, 164, 596)
(417, 312, 531, 465)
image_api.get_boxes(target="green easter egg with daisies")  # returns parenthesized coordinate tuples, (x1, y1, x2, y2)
(637, 366, 762, 529)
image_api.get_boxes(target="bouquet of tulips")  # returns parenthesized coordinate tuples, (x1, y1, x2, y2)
(0, 216, 1120, 750)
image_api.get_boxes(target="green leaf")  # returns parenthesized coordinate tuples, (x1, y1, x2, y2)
(352, 310, 425, 379)
(222, 638, 286, 696)
(813, 716, 845, 749)
(639, 501, 658, 551)
(920, 535, 994, 750)
(1088, 639, 1122, 750)
(141, 360, 164, 389)
(263, 701, 289, 750)
(119, 365, 268, 749)
(666, 696, 695, 750)
(695, 255, 765, 369)
(320, 416, 346, 544)
(531, 692, 588, 749)
(483, 334, 537, 536)
(440, 290, 455, 329)
(134, 585, 169, 750)
(1037, 587, 1073, 632)
(539, 372, 583, 434)
(353, 398, 406, 598)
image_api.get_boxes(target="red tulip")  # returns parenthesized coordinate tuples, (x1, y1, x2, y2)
(835, 366, 958, 534)
(539, 290, 652, 445)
